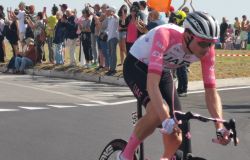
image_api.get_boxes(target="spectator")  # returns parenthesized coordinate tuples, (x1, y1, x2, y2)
(14, 2, 26, 53)
(165, 5, 175, 23)
(26, 12, 45, 63)
(124, 5, 143, 54)
(14, 38, 37, 74)
(63, 8, 78, 66)
(25, 5, 36, 40)
(53, 11, 66, 65)
(5, 8, 19, 56)
(118, 5, 128, 66)
(96, 4, 109, 71)
(0, 5, 6, 62)
(240, 15, 248, 50)
(225, 24, 234, 50)
(59, 3, 68, 14)
(234, 30, 241, 50)
(220, 17, 229, 49)
(234, 17, 241, 35)
(91, 5, 105, 71)
(44, 4, 58, 63)
(59, 3, 68, 59)
(171, 10, 189, 97)
(138, 1, 148, 24)
(81, 8, 93, 68)
(0, 5, 5, 19)
(90, 4, 101, 66)
(136, 9, 165, 34)
(105, 6, 119, 76)
(0, 11, 5, 62)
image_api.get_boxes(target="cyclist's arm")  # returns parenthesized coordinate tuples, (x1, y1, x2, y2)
(201, 47, 223, 129)
(147, 28, 171, 121)
(205, 88, 224, 129)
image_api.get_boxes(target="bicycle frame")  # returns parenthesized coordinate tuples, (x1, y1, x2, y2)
(134, 101, 238, 160)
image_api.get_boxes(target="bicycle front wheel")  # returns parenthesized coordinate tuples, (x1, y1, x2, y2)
(98, 139, 127, 160)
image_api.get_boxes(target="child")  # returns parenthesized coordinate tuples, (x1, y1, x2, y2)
(234, 30, 241, 50)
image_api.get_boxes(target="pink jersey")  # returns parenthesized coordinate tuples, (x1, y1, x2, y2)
(130, 24, 216, 88)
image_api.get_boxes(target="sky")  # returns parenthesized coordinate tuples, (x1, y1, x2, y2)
(1, 0, 249, 23)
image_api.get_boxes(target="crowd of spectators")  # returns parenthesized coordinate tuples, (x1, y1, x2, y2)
(0, 0, 249, 78)
(218, 15, 250, 50)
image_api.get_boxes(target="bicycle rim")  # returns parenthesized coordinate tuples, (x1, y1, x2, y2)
(98, 139, 127, 160)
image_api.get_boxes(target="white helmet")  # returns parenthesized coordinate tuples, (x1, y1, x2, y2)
(183, 11, 220, 42)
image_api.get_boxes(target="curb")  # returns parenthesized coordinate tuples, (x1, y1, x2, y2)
(0, 66, 127, 86)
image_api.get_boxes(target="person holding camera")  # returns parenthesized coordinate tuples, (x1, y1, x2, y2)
(26, 12, 45, 63)
(24, 5, 37, 43)
(123, 4, 143, 55)
(14, 38, 37, 74)
(62, 8, 78, 66)
(9, 2, 26, 53)
(117, 5, 128, 66)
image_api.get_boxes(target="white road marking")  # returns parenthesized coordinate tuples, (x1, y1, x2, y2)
(90, 99, 137, 105)
(19, 106, 49, 110)
(89, 86, 250, 106)
(0, 81, 92, 101)
(0, 109, 19, 112)
(189, 86, 250, 94)
(77, 103, 102, 107)
(0, 85, 249, 113)
(48, 105, 78, 108)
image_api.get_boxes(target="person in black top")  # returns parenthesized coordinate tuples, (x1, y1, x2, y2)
(62, 8, 78, 66)
(117, 4, 128, 66)
(220, 17, 229, 49)
(90, 4, 101, 65)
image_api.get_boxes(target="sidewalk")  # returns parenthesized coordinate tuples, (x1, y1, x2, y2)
(0, 65, 249, 91)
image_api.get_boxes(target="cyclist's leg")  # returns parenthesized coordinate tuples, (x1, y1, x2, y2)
(160, 71, 192, 158)
(122, 54, 159, 159)
(159, 71, 184, 159)
(162, 130, 182, 158)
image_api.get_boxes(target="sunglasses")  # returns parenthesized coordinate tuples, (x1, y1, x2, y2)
(193, 36, 215, 48)
(197, 41, 214, 48)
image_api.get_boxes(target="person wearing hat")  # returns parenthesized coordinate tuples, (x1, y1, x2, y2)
(105, 6, 119, 76)
(60, 4, 68, 14)
(62, 8, 78, 66)
(14, 38, 37, 74)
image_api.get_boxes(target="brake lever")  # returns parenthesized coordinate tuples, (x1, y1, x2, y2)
(223, 119, 238, 146)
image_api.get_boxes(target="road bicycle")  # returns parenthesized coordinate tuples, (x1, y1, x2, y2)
(98, 100, 239, 160)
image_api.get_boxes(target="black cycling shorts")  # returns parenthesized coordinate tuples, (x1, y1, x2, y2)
(123, 54, 182, 115)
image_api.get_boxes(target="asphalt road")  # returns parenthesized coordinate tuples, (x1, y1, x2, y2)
(0, 74, 249, 160)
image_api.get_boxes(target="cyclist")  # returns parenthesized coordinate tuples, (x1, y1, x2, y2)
(117, 11, 232, 160)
